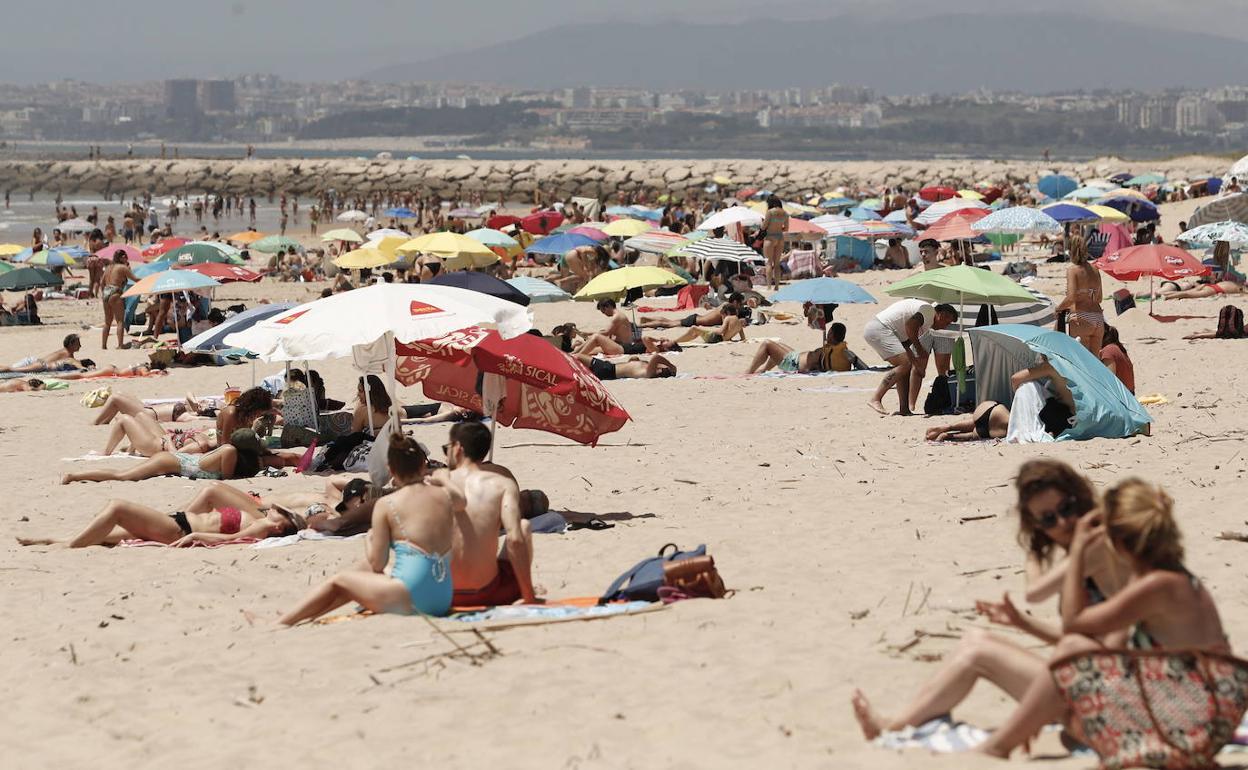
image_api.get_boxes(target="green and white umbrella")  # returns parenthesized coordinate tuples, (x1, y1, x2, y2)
(250, 235, 303, 253)
(1176, 221, 1248, 249)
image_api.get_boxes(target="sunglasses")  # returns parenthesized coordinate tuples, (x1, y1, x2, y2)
(1034, 497, 1080, 529)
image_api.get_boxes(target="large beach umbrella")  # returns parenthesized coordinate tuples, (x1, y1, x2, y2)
(919, 186, 958, 201)
(1065, 185, 1114, 201)
(947, 285, 1055, 333)
(812, 214, 865, 236)
(1037, 175, 1079, 200)
(228, 230, 267, 244)
(1094, 243, 1210, 314)
(1188, 193, 1248, 229)
(1176, 221, 1248, 249)
(1082, 205, 1131, 224)
(1097, 197, 1159, 222)
(133, 261, 175, 279)
(486, 214, 521, 231)
(568, 226, 609, 242)
(1127, 173, 1165, 187)
(601, 219, 653, 238)
(819, 196, 856, 209)
(506, 276, 572, 303)
(0, 261, 15, 274)
(915, 198, 989, 225)
(94, 243, 145, 263)
(1041, 203, 1099, 223)
(333, 247, 391, 270)
(320, 228, 363, 243)
(672, 237, 761, 263)
(922, 210, 989, 242)
(223, 283, 532, 363)
(122, 269, 221, 298)
(427, 271, 530, 306)
(971, 207, 1063, 235)
(141, 238, 188, 259)
(1228, 154, 1248, 181)
(885, 265, 1036, 306)
(784, 218, 829, 238)
(336, 210, 369, 222)
(623, 230, 692, 255)
(697, 207, 764, 231)
(0, 266, 62, 291)
(574, 266, 686, 301)
(158, 242, 235, 265)
(520, 211, 564, 235)
(465, 228, 522, 257)
(525, 232, 598, 256)
(383, 207, 417, 219)
(57, 218, 95, 233)
(177, 262, 263, 283)
(0, 243, 24, 257)
(395, 327, 629, 446)
(968, 324, 1150, 441)
(250, 235, 302, 254)
(367, 228, 410, 241)
(26, 249, 78, 267)
(182, 303, 296, 354)
(397, 232, 499, 269)
(770, 277, 876, 305)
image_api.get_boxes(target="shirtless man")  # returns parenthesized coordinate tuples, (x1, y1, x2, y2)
(576, 332, 680, 357)
(917, 238, 942, 271)
(576, 352, 677, 380)
(435, 421, 537, 606)
(101, 249, 141, 349)
(572, 298, 637, 355)
(671, 307, 747, 344)
(638, 293, 741, 329)
(1, 334, 86, 372)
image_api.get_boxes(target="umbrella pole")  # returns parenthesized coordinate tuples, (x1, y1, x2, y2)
(956, 290, 965, 409)
(385, 332, 400, 436)
(488, 408, 498, 463)
(364, 377, 374, 435)
(1149, 275, 1155, 316)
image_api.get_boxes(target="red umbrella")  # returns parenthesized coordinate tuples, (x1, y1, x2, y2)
(395, 327, 629, 446)
(520, 211, 564, 235)
(1095, 244, 1211, 314)
(568, 226, 608, 241)
(94, 243, 146, 263)
(486, 215, 520, 231)
(919, 186, 957, 202)
(924, 209, 988, 241)
(736, 187, 759, 200)
(177, 262, 263, 283)
(141, 238, 187, 258)
(977, 186, 1004, 204)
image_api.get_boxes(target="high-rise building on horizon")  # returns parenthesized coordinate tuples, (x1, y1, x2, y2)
(199, 79, 236, 113)
(163, 79, 199, 118)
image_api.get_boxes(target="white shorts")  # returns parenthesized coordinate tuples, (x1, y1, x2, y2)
(864, 319, 905, 361)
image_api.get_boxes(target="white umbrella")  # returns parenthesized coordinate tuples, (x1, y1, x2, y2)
(223, 283, 532, 363)
(674, 237, 763, 263)
(57, 218, 95, 232)
(337, 210, 369, 222)
(367, 228, 410, 241)
(915, 198, 989, 226)
(697, 207, 764, 231)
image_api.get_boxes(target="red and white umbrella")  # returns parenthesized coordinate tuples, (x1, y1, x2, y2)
(177, 262, 263, 283)
(395, 327, 629, 446)
(1095, 244, 1211, 314)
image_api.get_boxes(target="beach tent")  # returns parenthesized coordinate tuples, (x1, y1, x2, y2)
(968, 324, 1150, 441)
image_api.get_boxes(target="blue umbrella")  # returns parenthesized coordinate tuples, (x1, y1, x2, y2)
(968, 324, 1150, 441)
(12, 246, 78, 264)
(1037, 175, 1078, 200)
(427, 271, 530, 306)
(883, 209, 910, 224)
(819, 197, 856, 209)
(846, 207, 876, 221)
(383, 207, 417, 219)
(1096, 197, 1159, 223)
(124, 269, 221, 297)
(605, 206, 634, 217)
(628, 206, 663, 222)
(1042, 203, 1098, 223)
(182, 303, 295, 353)
(770, 277, 876, 305)
(525, 232, 599, 256)
(507, 276, 572, 303)
(133, 261, 175, 279)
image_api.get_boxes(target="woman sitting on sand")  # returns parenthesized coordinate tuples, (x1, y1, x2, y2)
(1098, 324, 1134, 394)
(745, 322, 865, 374)
(62, 429, 270, 484)
(215, 387, 274, 442)
(279, 435, 456, 624)
(352, 374, 394, 436)
(17, 486, 306, 548)
(979, 477, 1230, 758)
(852, 459, 1131, 740)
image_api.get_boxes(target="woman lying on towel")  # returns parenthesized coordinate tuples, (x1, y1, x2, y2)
(979, 477, 1230, 758)
(280, 435, 456, 624)
(62, 429, 283, 484)
(0, 378, 46, 393)
(17, 484, 306, 548)
(852, 459, 1131, 740)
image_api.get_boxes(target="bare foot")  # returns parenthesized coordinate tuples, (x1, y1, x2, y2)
(61, 473, 75, 485)
(867, 399, 886, 415)
(895, 409, 914, 417)
(851, 689, 888, 740)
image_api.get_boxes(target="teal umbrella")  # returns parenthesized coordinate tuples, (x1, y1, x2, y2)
(158, 242, 235, 265)
(506, 276, 572, 303)
(250, 235, 302, 253)
(0, 266, 63, 291)
(1127, 173, 1165, 187)
(0, 261, 14, 274)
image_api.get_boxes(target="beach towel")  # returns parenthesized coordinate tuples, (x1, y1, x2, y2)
(786, 249, 822, 280)
(249, 528, 366, 549)
(1006, 381, 1054, 444)
(60, 451, 146, 462)
(872, 717, 989, 753)
(119, 537, 260, 548)
(635, 283, 709, 313)
(450, 600, 658, 625)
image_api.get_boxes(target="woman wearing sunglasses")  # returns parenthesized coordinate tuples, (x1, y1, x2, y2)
(852, 458, 1130, 740)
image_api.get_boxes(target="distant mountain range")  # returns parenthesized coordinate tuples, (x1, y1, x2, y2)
(362, 12, 1248, 93)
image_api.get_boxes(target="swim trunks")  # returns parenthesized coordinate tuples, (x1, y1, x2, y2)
(588, 357, 617, 381)
(778, 351, 800, 372)
(452, 559, 521, 607)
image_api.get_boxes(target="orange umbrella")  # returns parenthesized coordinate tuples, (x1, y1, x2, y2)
(228, 230, 266, 244)
(784, 218, 828, 238)
(923, 210, 989, 241)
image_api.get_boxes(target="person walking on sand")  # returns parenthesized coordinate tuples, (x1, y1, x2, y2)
(864, 299, 957, 416)
(101, 249, 141, 349)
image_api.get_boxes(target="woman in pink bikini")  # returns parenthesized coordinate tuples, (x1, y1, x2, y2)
(1056, 237, 1104, 355)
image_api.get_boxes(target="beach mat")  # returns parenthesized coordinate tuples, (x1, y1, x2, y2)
(250, 529, 366, 549)
(120, 537, 260, 548)
(445, 599, 665, 630)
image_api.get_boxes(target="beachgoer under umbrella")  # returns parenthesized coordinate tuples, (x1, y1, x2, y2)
(864, 300, 958, 416)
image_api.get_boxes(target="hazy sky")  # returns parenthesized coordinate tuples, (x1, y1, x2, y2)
(7, 0, 1248, 84)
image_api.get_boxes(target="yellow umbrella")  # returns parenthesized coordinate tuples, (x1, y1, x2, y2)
(574, 266, 686, 301)
(1084, 205, 1130, 223)
(601, 219, 653, 237)
(372, 235, 410, 260)
(228, 230, 266, 244)
(333, 247, 392, 269)
(712, 175, 733, 186)
(745, 200, 767, 213)
(396, 232, 499, 269)
(957, 189, 985, 200)
(784, 201, 821, 216)
(0, 243, 24, 256)
(320, 228, 363, 243)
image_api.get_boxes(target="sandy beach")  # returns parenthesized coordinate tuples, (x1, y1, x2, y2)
(2, 195, 1247, 769)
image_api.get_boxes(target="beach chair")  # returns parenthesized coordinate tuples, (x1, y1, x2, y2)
(1050, 649, 1248, 769)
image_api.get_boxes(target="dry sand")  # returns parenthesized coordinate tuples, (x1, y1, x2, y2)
(3, 200, 1247, 769)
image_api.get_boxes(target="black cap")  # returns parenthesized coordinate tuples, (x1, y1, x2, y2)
(336, 478, 372, 513)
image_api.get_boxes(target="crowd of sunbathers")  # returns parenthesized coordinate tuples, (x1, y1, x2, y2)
(851, 457, 1234, 760)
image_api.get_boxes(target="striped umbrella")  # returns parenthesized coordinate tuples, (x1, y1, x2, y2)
(946, 285, 1055, 333)
(623, 230, 692, 254)
(183, 303, 296, 353)
(1189, 193, 1248, 228)
(812, 215, 865, 236)
(465, 228, 522, 257)
(506, 276, 572, 303)
(915, 198, 989, 225)
(859, 220, 915, 239)
(122, 269, 221, 298)
(27, 249, 78, 267)
(672, 237, 761, 263)
(971, 207, 1063, 235)
(1176, 221, 1248, 248)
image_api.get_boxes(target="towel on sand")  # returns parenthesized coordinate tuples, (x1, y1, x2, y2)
(120, 537, 260, 548)
(250, 528, 366, 549)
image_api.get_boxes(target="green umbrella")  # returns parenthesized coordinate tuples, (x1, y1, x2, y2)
(0, 266, 63, 291)
(884, 265, 1035, 305)
(250, 235, 302, 253)
(0, 261, 17, 274)
(158, 242, 235, 265)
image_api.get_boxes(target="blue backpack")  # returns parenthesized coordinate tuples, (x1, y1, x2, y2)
(598, 543, 706, 604)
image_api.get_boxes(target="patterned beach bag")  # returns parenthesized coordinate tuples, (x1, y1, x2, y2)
(1050, 650, 1248, 769)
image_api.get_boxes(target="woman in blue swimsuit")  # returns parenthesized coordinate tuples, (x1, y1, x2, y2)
(280, 434, 456, 624)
